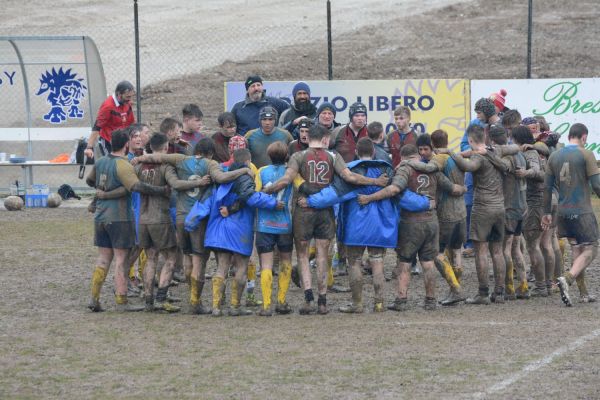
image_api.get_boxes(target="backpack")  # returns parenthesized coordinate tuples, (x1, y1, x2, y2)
(75, 138, 94, 165)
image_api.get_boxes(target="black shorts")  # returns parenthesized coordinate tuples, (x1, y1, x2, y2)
(176, 219, 208, 255)
(396, 219, 438, 262)
(505, 218, 523, 236)
(139, 223, 177, 250)
(94, 221, 136, 249)
(439, 220, 466, 252)
(255, 232, 293, 254)
(557, 213, 599, 245)
(293, 207, 336, 241)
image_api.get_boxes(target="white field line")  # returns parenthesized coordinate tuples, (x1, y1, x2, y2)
(472, 327, 600, 399)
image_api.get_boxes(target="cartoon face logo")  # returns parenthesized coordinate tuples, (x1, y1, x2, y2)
(36, 67, 87, 124)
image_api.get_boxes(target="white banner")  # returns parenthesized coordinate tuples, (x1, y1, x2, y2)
(471, 78, 600, 158)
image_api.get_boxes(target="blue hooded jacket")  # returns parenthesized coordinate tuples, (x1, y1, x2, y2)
(307, 159, 430, 248)
(185, 170, 277, 256)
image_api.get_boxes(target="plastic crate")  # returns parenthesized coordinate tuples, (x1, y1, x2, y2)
(25, 184, 49, 208)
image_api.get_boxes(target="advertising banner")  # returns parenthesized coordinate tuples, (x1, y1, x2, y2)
(226, 79, 469, 148)
(471, 79, 600, 157)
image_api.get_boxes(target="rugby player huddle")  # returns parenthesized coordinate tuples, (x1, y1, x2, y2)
(86, 83, 600, 316)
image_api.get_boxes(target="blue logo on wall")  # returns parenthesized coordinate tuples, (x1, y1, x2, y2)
(36, 67, 87, 124)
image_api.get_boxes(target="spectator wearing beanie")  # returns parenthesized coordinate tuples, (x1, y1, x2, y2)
(490, 89, 508, 115)
(279, 81, 317, 139)
(331, 102, 369, 163)
(231, 75, 290, 136)
(314, 102, 340, 132)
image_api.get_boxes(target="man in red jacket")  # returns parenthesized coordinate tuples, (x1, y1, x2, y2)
(85, 81, 136, 160)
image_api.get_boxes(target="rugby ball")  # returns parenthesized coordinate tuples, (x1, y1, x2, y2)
(4, 196, 24, 211)
(47, 193, 62, 208)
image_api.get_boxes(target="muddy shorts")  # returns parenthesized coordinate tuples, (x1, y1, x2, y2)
(293, 207, 336, 241)
(255, 232, 293, 254)
(557, 213, 599, 245)
(470, 209, 504, 242)
(94, 221, 136, 249)
(396, 220, 438, 262)
(504, 218, 523, 236)
(523, 206, 543, 232)
(176, 219, 208, 255)
(139, 223, 177, 250)
(346, 246, 385, 262)
(438, 220, 466, 252)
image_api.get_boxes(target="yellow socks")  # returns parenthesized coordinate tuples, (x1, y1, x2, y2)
(261, 269, 273, 309)
(327, 257, 334, 288)
(91, 266, 108, 301)
(278, 261, 292, 305)
(190, 276, 200, 306)
(212, 276, 224, 309)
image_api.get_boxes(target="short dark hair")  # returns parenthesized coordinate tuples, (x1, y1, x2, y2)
(416, 133, 432, 149)
(233, 148, 251, 164)
(267, 141, 288, 165)
(128, 123, 146, 137)
(115, 81, 134, 95)
(569, 123, 588, 139)
(149, 133, 168, 151)
(400, 144, 418, 158)
(182, 104, 203, 119)
(194, 137, 216, 156)
(367, 121, 384, 140)
(356, 137, 374, 158)
(467, 125, 485, 144)
(218, 112, 236, 127)
(159, 117, 182, 134)
(430, 129, 448, 149)
(308, 124, 330, 141)
(489, 125, 507, 145)
(501, 109, 522, 130)
(511, 126, 534, 145)
(111, 129, 130, 151)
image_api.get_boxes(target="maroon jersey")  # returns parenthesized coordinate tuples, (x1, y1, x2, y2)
(288, 148, 347, 193)
(386, 129, 418, 168)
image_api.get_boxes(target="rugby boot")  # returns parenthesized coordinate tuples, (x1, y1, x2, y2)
(465, 293, 491, 305)
(579, 294, 597, 303)
(115, 303, 145, 312)
(440, 288, 466, 306)
(424, 297, 437, 311)
(557, 276, 573, 307)
(373, 302, 385, 313)
(166, 290, 182, 303)
(144, 295, 154, 312)
(154, 301, 181, 313)
(245, 292, 262, 307)
(387, 297, 408, 311)
(490, 290, 505, 304)
(317, 294, 328, 315)
(299, 301, 317, 315)
(190, 302, 211, 315)
(338, 303, 364, 313)
(318, 304, 329, 315)
(229, 305, 253, 316)
(530, 286, 549, 298)
(275, 302, 293, 315)
(87, 298, 105, 312)
(212, 307, 224, 317)
(329, 285, 351, 293)
(257, 307, 273, 317)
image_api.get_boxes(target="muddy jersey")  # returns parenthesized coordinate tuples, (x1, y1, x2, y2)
(332, 124, 368, 163)
(452, 150, 507, 212)
(287, 148, 347, 193)
(135, 163, 171, 225)
(432, 153, 466, 223)
(93, 155, 138, 223)
(546, 144, 599, 216)
(392, 164, 453, 222)
(522, 149, 545, 209)
(502, 152, 527, 220)
(245, 127, 293, 168)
